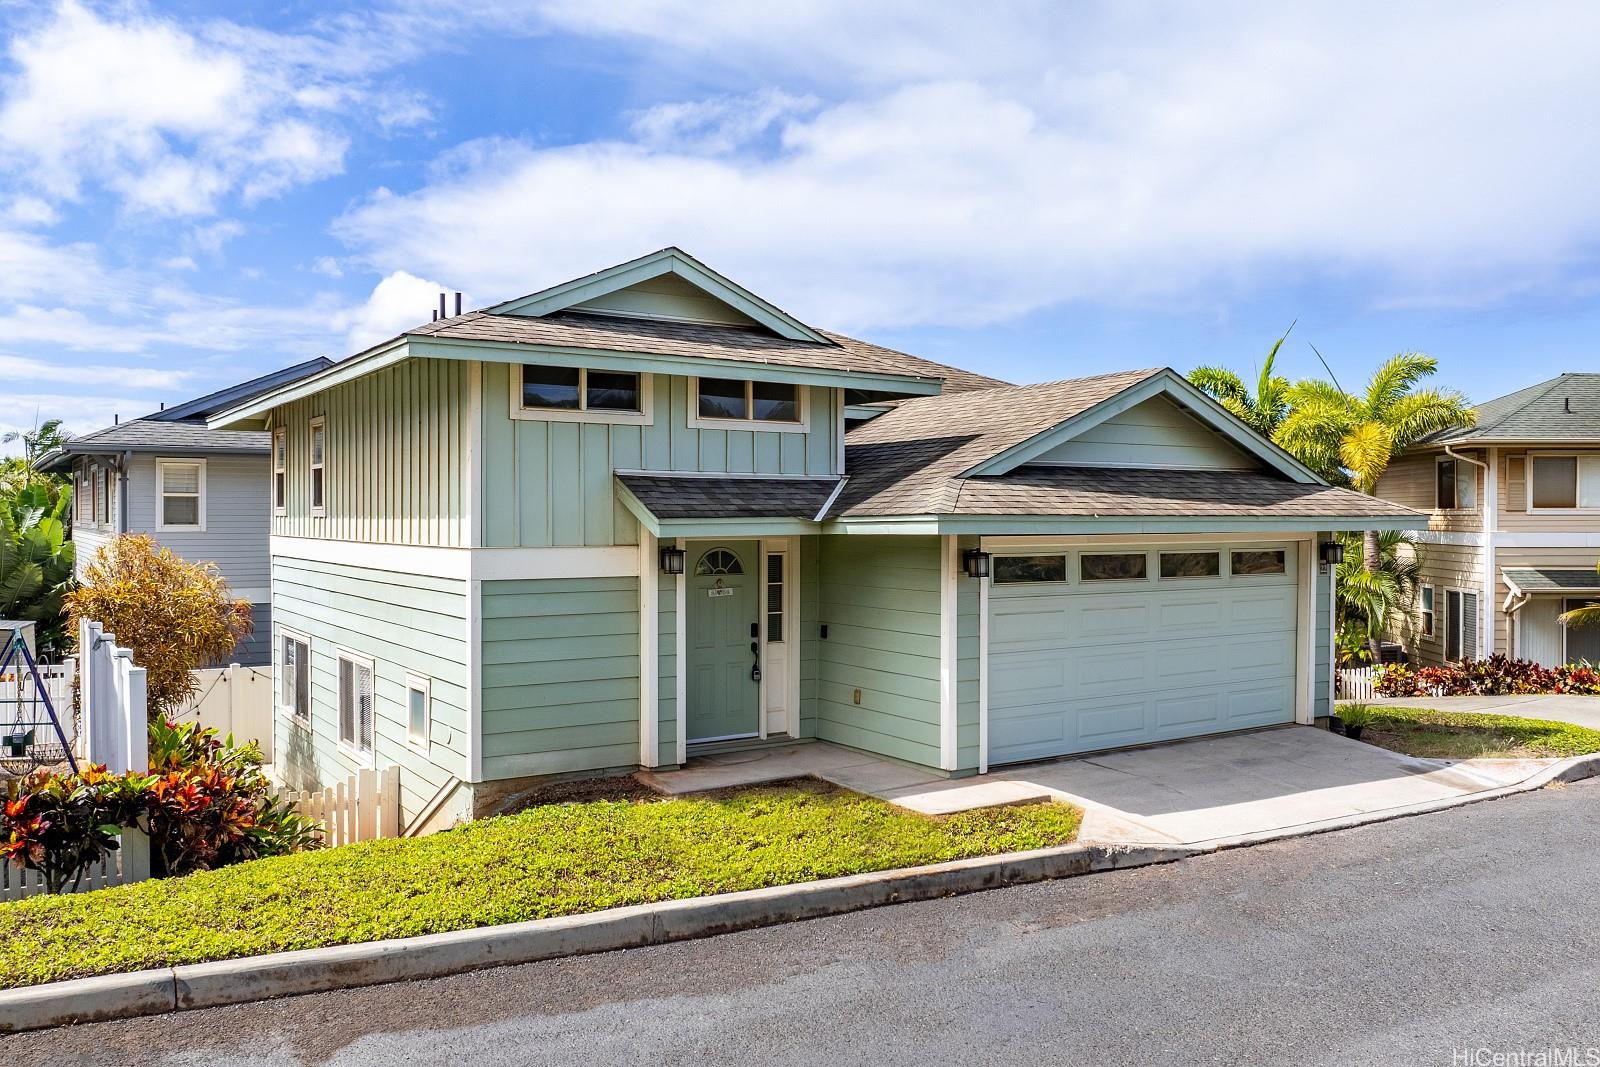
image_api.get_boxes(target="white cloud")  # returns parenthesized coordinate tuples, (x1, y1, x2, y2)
(0, 393, 142, 455)
(0, 353, 190, 391)
(332, 271, 461, 354)
(0, 1, 407, 217)
(333, 3, 1600, 329)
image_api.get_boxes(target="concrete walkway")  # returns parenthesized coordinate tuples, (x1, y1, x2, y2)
(1358, 693, 1600, 729)
(639, 726, 1561, 849)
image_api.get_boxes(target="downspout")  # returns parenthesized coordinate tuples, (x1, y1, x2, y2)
(1503, 579, 1528, 661)
(117, 450, 132, 534)
(1443, 444, 1491, 656)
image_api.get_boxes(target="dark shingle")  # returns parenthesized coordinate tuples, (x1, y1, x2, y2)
(1424, 373, 1600, 444)
(1502, 567, 1600, 593)
(618, 474, 841, 520)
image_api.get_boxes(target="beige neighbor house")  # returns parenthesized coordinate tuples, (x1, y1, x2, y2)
(1375, 373, 1600, 667)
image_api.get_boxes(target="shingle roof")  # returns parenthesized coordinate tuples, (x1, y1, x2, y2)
(1502, 567, 1600, 593)
(409, 311, 1007, 394)
(618, 474, 841, 520)
(927, 466, 1421, 519)
(39, 420, 267, 469)
(1423, 373, 1600, 445)
(830, 370, 1162, 516)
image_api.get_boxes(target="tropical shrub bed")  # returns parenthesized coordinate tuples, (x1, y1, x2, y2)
(0, 779, 1081, 988)
(1375, 656, 1600, 697)
(2, 721, 319, 893)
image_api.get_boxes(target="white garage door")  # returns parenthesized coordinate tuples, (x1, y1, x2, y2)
(988, 543, 1300, 765)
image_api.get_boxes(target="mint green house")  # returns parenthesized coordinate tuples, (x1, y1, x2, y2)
(212, 249, 1417, 829)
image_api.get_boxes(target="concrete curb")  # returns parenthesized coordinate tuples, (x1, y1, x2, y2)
(0, 840, 1195, 1033)
(6, 753, 1594, 1034)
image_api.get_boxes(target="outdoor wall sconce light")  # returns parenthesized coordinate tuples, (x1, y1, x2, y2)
(659, 546, 686, 575)
(963, 549, 992, 579)
(1319, 541, 1345, 567)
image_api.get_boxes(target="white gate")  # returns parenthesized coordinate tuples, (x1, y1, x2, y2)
(171, 664, 274, 761)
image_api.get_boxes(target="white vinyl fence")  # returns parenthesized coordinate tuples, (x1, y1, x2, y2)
(171, 664, 274, 761)
(281, 765, 402, 846)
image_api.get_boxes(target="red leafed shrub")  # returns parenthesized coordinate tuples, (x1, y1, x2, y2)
(1, 765, 145, 893)
(1376, 656, 1600, 697)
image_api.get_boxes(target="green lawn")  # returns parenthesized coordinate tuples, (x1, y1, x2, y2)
(0, 779, 1080, 989)
(1356, 706, 1600, 760)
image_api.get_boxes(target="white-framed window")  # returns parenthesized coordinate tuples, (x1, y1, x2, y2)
(279, 629, 311, 724)
(156, 458, 206, 531)
(1528, 452, 1600, 511)
(1159, 551, 1221, 579)
(272, 426, 287, 515)
(1230, 548, 1287, 576)
(404, 674, 431, 751)
(94, 464, 109, 525)
(508, 365, 653, 425)
(308, 416, 326, 517)
(1444, 588, 1479, 662)
(1080, 552, 1148, 582)
(1435, 456, 1477, 511)
(688, 377, 809, 432)
(336, 649, 375, 758)
(993, 555, 1068, 584)
(1420, 585, 1435, 638)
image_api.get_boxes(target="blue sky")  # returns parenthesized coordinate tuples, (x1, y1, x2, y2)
(2, 1, 1599, 448)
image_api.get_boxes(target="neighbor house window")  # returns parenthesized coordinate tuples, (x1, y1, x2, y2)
(1159, 551, 1220, 579)
(337, 650, 375, 757)
(1445, 589, 1479, 662)
(1231, 549, 1286, 576)
(94, 465, 109, 525)
(1530, 454, 1600, 510)
(692, 378, 805, 427)
(1420, 585, 1435, 638)
(993, 555, 1067, 584)
(157, 459, 205, 530)
(1436, 457, 1476, 511)
(280, 631, 310, 723)
(766, 554, 785, 643)
(405, 674, 430, 751)
(514, 366, 646, 422)
(1080, 553, 1147, 582)
(272, 427, 287, 514)
(308, 417, 326, 516)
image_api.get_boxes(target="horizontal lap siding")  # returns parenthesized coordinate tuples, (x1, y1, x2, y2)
(1315, 532, 1332, 718)
(480, 576, 641, 779)
(126, 454, 271, 589)
(273, 358, 468, 546)
(481, 370, 839, 548)
(1401, 543, 1483, 667)
(816, 536, 942, 768)
(658, 571, 677, 766)
(798, 536, 820, 739)
(272, 558, 469, 825)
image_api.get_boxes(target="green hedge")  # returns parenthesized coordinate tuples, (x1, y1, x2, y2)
(0, 780, 1080, 988)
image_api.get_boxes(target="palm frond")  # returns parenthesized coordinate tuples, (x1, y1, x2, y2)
(1383, 390, 1477, 452)
(1339, 420, 1395, 493)
(1364, 352, 1439, 415)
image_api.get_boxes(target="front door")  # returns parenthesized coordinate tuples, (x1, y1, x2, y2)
(687, 542, 760, 742)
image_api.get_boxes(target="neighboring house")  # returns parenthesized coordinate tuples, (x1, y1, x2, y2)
(209, 248, 1414, 829)
(39, 359, 332, 666)
(1374, 373, 1600, 668)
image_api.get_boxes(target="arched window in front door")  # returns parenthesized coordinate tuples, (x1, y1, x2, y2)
(695, 548, 744, 576)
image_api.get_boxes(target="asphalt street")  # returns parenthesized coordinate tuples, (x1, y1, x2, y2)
(8, 779, 1600, 1067)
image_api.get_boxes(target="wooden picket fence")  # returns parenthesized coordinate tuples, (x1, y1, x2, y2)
(281, 765, 402, 846)
(1336, 666, 1381, 701)
(0, 830, 151, 903)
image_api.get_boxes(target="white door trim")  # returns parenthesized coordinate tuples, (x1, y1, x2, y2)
(639, 532, 660, 768)
(674, 538, 687, 766)
(978, 570, 990, 775)
(1295, 535, 1315, 725)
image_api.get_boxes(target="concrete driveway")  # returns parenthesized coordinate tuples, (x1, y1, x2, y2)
(1361, 693, 1600, 730)
(648, 726, 1562, 850)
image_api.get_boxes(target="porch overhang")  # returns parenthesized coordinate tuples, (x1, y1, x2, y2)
(823, 513, 1420, 536)
(1502, 567, 1600, 598)
(614, 473, 839, 538)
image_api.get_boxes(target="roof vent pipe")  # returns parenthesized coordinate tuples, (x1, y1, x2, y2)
(438, 293, 446, 320)
(1566, 397, 1573, 413)
(113, 413, 119, 425)
(455, 292, 462, 316)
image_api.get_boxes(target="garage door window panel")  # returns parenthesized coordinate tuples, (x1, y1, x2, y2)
(1231, 549, 1286, 576)
(1159, 551, 1221, 579)
(994, 555, 1068, 584)
(1080, 553, 1148, 582)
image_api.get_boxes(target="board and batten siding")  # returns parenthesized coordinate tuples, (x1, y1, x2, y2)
(272, 357, 470, 546)
(1035, 395, 1254, 470)
(272, 557, 469, 826)
(815, 535, 942, 767)
(480, 370, 840, 548)
(479, 576, 642, 780)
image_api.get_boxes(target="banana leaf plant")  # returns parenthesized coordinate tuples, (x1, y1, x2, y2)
(0, 484, 75, 653)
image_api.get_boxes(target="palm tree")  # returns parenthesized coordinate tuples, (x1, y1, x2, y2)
(1, 416, 70, 492)
(1335, 530, 1422, 662)
(1188, 324, 1295, 437)
(1277, 352, 1475, 658)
